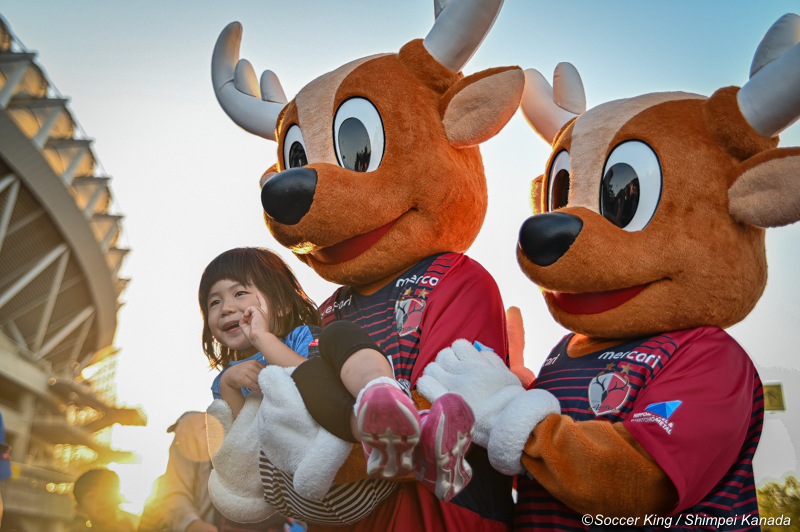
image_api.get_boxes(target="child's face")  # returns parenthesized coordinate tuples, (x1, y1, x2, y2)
(207, 279, 269, 351)
(76, 489, 123, 526)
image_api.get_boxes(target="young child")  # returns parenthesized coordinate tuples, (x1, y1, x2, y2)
(70, 469, 138, 532)
(199, 248, 474, 521)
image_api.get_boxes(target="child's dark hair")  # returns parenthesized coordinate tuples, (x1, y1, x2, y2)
(199, 247, 321, 369)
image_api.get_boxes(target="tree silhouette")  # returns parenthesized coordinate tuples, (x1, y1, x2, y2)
(758, 474, 800, 532)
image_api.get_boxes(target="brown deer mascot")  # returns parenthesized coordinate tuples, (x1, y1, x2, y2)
(206, 0, 525, 531)
(418, 13, 800, 531)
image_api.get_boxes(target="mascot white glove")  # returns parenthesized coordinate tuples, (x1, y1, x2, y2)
(206, 393, 275, 522)
(257, 365, 353, 501)
(417, 339, 561, 475)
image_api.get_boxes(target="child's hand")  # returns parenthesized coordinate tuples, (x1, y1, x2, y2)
(221, 359, 266, 393)
(240, 292, 273, 345)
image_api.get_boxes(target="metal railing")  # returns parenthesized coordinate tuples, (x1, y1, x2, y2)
(0, 461, 75, 520)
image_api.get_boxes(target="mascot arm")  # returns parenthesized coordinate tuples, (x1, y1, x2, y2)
(520, 415, 677, 517)
(207, 395, 277, 522)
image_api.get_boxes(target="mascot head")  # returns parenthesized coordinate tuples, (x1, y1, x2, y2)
(517, 14, 800, 339)
(212, 0, 524, 289)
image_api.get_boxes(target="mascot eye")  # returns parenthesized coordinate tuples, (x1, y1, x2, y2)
(333, 97, 384, 172)
(283, 125, 308, 169)
(547, 150, 571, 211)
(600, 140, 661, 231)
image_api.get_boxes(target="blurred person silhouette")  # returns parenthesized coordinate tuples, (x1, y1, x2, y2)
(0, 411, 12, 528)
(71, 469, 137, 532)
(138, 412, 214, 532)
(138, 413, 300, 532)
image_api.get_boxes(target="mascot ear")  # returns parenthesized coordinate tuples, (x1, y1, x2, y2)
(531, 175, 545, 215)
(728, 147, 800, 227)
(440, 66, 525, 148)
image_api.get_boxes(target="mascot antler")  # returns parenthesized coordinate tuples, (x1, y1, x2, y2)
(738, 12, 800, 138)
(521, 63, 585, 144)
(211, 23, 288, 141)
(212, 0, 505, 141)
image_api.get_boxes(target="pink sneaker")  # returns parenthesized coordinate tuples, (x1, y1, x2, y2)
(357, 382, 421, 479)
(414, 393, 475, 502)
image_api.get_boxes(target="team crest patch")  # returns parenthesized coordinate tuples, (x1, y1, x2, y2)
(395, 287, 429, 336)
(588, 366, 631, 416)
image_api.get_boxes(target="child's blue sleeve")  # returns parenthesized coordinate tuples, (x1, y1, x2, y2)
(284, 325, 321, 359)
(211, 373, 223, 400)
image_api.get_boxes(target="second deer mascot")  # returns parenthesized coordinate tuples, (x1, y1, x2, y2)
(419, 12, 800, 531)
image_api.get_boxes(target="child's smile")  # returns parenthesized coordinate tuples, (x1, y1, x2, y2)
(223, 320, 241, 333)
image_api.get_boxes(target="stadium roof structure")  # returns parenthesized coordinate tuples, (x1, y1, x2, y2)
(0, 16, 129, 375)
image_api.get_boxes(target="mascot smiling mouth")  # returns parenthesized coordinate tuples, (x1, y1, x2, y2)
(549, 283, 650, 315)
(310, 219, 399, 265)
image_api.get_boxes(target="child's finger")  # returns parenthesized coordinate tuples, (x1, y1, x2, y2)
(256, 292, 268, 312)
(249, 369, 263, 389)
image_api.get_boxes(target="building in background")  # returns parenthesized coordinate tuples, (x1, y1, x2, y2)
(0, 15, 145, 532)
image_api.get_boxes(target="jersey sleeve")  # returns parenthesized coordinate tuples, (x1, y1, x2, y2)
(622, 327, 756, 512)
(411, 255, 508, 385)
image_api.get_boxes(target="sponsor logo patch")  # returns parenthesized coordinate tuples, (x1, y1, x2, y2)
(630, 400, 681, 434)
(323, 295, 353, 315)
(645, 400, 681, 419)
(598, 349, 661, 368)
(395, 274, 440, 288)
(543, 353, 559, 367)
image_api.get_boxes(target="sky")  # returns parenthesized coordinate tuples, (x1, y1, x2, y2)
(3, 0, 799, 513)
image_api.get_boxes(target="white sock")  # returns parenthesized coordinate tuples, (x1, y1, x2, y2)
(353, 376, 402, 415)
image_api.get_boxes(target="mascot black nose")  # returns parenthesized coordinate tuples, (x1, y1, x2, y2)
(518, 213, 583, 267)
(261, 167, 317, 225)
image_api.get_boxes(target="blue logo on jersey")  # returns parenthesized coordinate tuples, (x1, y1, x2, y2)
(473, 341, 495, 353)
(645, 401, 681, 419)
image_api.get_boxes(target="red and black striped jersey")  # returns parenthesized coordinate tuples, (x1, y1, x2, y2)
(317, 253, 514, 531)
(320, 252, 509, 390)
(516, 326, 763, 531)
